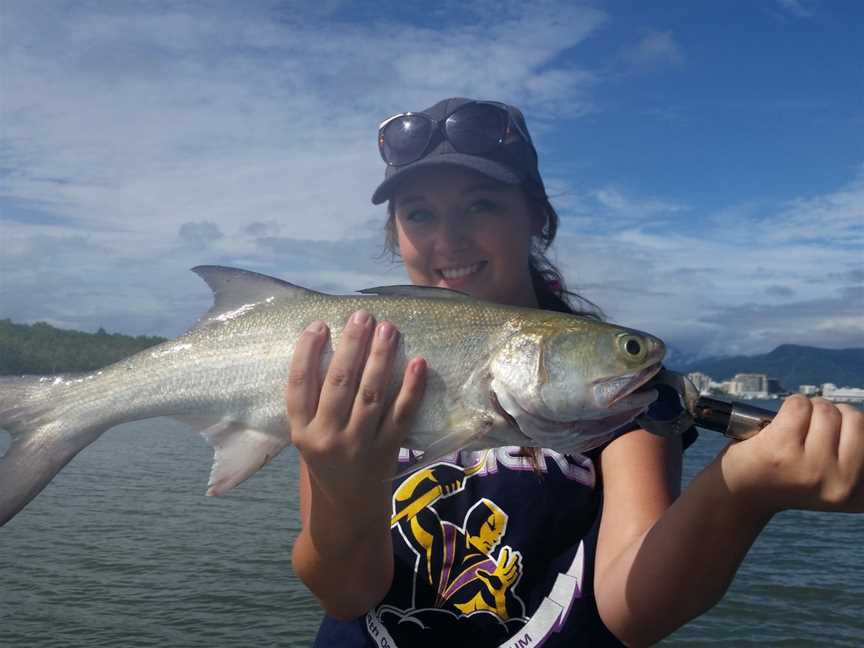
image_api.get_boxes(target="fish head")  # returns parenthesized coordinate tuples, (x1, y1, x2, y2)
(541, 322, 666, 416)
(489, 315, 665, 453)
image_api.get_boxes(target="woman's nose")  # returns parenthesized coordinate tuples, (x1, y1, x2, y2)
(438, 214, 471, 250)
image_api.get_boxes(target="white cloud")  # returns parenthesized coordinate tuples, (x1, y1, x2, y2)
(776, 0, 813, 19)
(0, 0, 606, 335)
(618, 30, 685, 70)
(548, 174, 864, 356)
(1, 2, 605, 243)
(0, 1, 861, 362)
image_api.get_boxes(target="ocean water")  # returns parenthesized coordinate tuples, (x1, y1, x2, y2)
(663, 399, 864, 647)
(1, 401, 862, 647)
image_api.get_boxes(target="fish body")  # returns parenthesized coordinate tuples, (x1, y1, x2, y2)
(0, 266, 664, 526)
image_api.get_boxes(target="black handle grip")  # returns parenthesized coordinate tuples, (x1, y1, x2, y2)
(693, 396, 776, 440)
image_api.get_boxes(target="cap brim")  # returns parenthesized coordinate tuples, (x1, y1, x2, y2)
(371, 153, 523, 205)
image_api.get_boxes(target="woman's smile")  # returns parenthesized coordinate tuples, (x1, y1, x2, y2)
(436, 261, 487, 289)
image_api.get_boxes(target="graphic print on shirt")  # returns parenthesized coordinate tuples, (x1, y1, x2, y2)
(364, 447, 596, 647)
(389, 458, 528, 624)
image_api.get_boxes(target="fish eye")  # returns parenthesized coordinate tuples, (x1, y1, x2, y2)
(617, 334, 646, 362)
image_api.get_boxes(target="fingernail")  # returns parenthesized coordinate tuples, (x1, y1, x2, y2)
(305, 321, 325, 334)
(352, 309, 371, 326)
(377, 321, 395, 340)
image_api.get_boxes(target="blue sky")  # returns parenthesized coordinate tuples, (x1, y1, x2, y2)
(0, 0, 862, 358)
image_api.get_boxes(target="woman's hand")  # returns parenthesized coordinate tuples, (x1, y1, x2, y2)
(720, 394, 864, 516)
(593, 399, 862, 644)
(287, 309, 426, 525)
(288, 310, 427, 618)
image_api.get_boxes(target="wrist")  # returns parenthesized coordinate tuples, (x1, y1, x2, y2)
(307, 477, 393, 555)
(708, 450, 778, 526)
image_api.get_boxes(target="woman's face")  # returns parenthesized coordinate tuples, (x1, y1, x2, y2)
(392, 166, 541, 308)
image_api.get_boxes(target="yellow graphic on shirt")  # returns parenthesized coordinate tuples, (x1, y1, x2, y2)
(390, 455, 526, 621)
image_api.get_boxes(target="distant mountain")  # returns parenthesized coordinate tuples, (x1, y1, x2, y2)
(677, 344, 864, 392)
(662, 345, 701, 371)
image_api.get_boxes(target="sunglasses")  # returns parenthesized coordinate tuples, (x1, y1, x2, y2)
(377, 101, 533, 167)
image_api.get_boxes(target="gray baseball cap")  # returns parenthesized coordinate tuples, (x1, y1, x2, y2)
(371, 97, 547, 205)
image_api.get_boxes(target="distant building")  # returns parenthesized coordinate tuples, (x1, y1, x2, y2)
(730, 373, 769, 398)
(733, 373, 767, 393)
(822, 384, 864, 403)
(799, 384, 819, 395)
(716, 380, 734, 395)
(687, 372, 713, 394)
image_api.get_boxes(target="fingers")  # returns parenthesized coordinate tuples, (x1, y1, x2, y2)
(286, 320, 329, 429)
(503, 550, 520, 579)
(441, 479, 463, 495)
(350, 320, 399, 427)
(804, 398, 843, 459)
(786, 398, 862, 510)
(317, 310, 375, 425)
(498, 546, 510, 568)
(837, 404, 864, 465)
(286, 309, 426, 466)
(379, 357, 427, 454)
(837, 404, 864, 508)
(771, 394, 813, 445)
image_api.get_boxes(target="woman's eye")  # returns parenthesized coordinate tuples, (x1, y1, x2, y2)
(405, 209, 433, 223)
(467, 199, 497, 214)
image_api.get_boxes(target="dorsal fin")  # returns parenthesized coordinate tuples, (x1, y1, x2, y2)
(358, 285, 471, 300)
(191, 266, 320, 326)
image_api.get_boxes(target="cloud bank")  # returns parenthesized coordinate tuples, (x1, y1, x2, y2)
(1, 1, 861, 358)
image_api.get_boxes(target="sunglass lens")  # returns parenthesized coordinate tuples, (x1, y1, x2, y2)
(444, 104, 509, 154)
(381, 115, 433, 165)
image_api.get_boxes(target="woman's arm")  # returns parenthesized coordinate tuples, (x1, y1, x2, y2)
(288, 312, 426, 620)
(595, 396, 864, 647)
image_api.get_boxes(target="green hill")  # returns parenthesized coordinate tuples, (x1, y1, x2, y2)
(679, 344, 864, 391)
(0, 319, 166, 375)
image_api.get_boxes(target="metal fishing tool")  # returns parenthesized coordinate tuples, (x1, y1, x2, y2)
(637, 368, 777, 441)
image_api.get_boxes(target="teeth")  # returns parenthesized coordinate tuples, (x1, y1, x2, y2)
(440, 263, 482, 279)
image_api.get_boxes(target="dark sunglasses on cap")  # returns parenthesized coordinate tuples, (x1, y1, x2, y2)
(377, 100, 533, 167)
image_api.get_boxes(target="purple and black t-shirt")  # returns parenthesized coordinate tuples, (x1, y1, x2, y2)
(313, 441, 638, 647)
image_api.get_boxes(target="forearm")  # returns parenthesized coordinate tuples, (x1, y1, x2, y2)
(596, 455, 773, 646)
(292, 474, 394, 620)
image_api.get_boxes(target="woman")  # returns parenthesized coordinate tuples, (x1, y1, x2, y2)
(288, 98, 864, 646)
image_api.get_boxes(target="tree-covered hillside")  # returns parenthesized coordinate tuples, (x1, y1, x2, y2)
(0, 319, 166, 375)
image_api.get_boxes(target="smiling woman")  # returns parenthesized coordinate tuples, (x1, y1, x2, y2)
(287, 96, 864, 648)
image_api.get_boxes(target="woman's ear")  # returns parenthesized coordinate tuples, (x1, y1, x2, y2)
(530, 205, 547, 237)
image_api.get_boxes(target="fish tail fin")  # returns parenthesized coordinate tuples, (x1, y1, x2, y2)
(0, 375, 108, 526)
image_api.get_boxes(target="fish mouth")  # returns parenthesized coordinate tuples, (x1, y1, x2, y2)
(489, 362, 664, 452)
(491, 385, 653, 454)
(595, 362, 663, 409)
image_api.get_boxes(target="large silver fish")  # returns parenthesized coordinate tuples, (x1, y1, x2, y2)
(0, 266, 664, 526)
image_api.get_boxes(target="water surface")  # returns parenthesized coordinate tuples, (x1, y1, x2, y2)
(1, 401, 862, 647)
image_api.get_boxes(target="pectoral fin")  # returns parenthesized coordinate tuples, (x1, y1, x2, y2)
(172, 416, 286, 495)
(394, 412, 493, 479)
